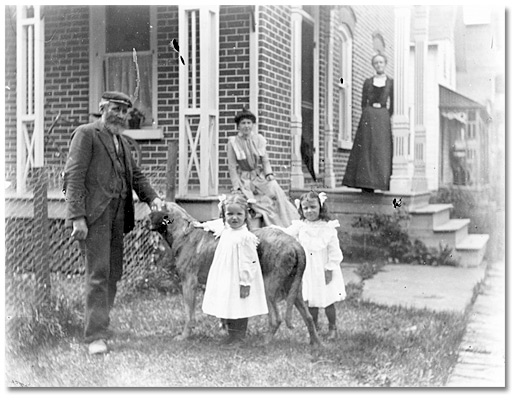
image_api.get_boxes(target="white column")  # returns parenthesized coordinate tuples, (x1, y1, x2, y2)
(33, 6, 44, 168)
(178, 6, 190, 196)
(178, 6, 219, 196)
(411, 5, 429, 193)
(290, 6, 304, 189)
(324, 8, 336, 188)
(16, 5, 45, 195)
(199, 6, 219, 196)
(389, 6, 414, 193)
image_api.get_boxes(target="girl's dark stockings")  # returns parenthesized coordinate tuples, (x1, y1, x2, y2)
(309, 304, 336, 331)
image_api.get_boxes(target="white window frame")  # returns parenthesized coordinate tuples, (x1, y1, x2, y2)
(337, 24, 353, 150)
(89, 6, 162, 140)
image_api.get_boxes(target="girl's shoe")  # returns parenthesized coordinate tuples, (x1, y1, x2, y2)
(218, 320, 229, 336)
(220, 333, 237, 345)
(325, 327, 337, 340)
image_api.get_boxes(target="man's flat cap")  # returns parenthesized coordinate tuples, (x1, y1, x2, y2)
(101, 91, 133, 108)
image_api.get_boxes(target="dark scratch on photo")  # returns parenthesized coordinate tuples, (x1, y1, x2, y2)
(169, 38, 185, 65)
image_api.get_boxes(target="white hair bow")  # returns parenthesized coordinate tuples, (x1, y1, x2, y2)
(318, 192, 328, 207)
(294, 199, 301, 210)
(218, 194, 226, 210)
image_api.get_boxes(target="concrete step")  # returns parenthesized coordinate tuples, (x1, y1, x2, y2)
(455, 234, 490, 267)
(410, 218, 470, 248)
(409, 203, 453, 231)
(432, 218, 471, 248)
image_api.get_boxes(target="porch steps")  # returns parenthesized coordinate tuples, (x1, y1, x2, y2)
(409, 204, 489, 267)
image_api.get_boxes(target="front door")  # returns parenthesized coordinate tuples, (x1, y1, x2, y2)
(300, 11, 316, 181)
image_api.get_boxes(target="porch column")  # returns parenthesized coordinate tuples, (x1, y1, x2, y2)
(389, 6, 414, 193)
(290, 6, 304, 189)
(324, 7, 336, 188)
(178, 6, 219, 197)
(16, 5, 45, 195)
(411, 5, 429, 192)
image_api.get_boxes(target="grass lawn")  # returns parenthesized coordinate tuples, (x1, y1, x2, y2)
(5, 287, 467, 387)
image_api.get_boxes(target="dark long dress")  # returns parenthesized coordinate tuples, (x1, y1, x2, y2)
(342, 76, 394, 191)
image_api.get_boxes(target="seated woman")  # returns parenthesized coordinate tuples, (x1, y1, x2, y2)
(227, 109, 299, 228)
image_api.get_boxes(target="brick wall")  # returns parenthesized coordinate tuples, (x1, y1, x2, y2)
(217, 5, 252, 191)
(256, 5, 293, 191)
(44, 6, 91, 170)
(4, 6, 17, 182)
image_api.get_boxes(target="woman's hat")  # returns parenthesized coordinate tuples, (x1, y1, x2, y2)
(234, 108, 256, 125)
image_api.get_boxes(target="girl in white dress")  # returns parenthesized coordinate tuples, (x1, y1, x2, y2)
(202, 194, 268, 344)
(285, 191, 345, 340)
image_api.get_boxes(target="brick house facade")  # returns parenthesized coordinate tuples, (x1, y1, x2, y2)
(4, 4, 394, 197)
(5, 5, 497, 268)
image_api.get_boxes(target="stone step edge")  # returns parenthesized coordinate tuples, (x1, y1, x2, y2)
(456, 234, 490, 251)
(409, 203, 453, 214)
(433, 218, 471, 232)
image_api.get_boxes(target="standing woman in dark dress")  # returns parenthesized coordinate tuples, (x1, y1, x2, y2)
(342, 53, 394, 192)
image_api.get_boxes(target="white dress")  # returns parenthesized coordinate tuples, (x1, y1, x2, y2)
(285, 220, 346, 308)
(202, 224, 268, 319)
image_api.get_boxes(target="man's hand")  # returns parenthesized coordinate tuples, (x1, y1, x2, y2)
(240, 285, 250, 298)
(325, 270, 333, 285)
(150, 197, 164, 211)
(71, 218, 88, 242)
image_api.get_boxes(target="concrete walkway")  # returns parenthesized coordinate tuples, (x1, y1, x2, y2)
(446, 260, 506, 387)
(341, 260, 506, 387)
(341, 262, 487, 313)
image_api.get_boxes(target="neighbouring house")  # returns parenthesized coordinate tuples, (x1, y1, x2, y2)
(4, 5, 504, 267)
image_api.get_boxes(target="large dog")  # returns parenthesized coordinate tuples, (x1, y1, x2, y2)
(148, 202, 321, 346)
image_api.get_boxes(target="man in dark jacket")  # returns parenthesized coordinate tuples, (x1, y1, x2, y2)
(63, 91, 163, 355)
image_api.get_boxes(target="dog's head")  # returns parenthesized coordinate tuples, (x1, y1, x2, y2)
(148, 211, 173, 235)
(148, 203, 200, 248)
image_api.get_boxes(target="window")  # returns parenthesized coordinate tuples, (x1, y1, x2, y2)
(467, 111, 476, 139)
(337, 25, 353, 149)
(90, 6, 158, 131)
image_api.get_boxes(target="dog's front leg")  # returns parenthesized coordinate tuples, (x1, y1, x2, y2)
(176, 274, 198, 340)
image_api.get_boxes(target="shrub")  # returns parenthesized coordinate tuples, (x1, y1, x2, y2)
(344, 281, 364, 306)
(353, 211, 458, 266)
(355, 261, 385, 280)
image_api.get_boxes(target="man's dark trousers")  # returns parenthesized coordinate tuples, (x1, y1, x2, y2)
(82, 197, 126, 342)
